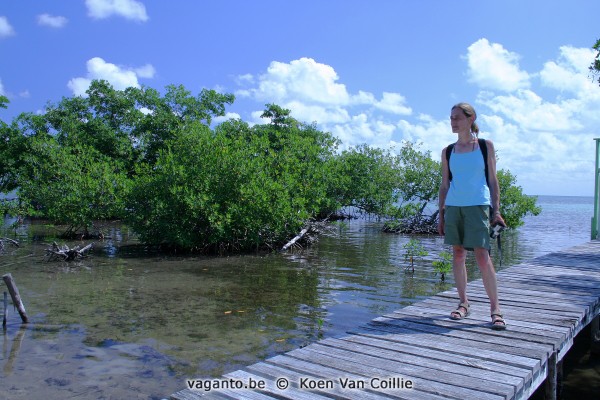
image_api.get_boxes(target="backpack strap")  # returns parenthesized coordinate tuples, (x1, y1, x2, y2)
(478, 138, 489, 187)
(445, 143, 455, 182)
(446, 138, 489, 187)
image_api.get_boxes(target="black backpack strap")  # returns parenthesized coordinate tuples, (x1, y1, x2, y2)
(445, 143, 455, 181)
(478, 138, 489, 187)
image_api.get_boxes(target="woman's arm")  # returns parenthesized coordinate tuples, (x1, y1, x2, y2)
(485, 139, 506, 226)
(438, 147, 450, 235)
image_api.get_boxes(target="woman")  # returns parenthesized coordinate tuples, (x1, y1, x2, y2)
(437, 102, 507, 330)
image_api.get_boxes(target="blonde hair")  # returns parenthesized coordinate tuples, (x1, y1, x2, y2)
(452, 102, 479, 135)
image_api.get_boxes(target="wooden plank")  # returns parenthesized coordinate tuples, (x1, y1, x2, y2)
(224, 370, 333, 400)
(317, 337, 524, 394)
(246, 361, 399, 400)
(341, 334, 532, 379)
(282, 348, 506, 400)
(492, 275, 600, 297)
(350, 324, 542, 371)
(265, 354, 450, 400)
(426, 294, 585, 327)
(420, 296, 584, 328)
(468, 281, 598, 304)
(388, 305, 567, 344)
(371, 314, 555, 358)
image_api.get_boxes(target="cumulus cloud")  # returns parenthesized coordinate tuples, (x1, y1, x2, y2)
(242, 58, 351, 105)
(469, 44, 600, 194)
(236, 57, 412, 148)
(67, 57, 155, 96)
(0, 78, 5, 95)
(540, 46, 597, 95)
(37, 14, 68, 28)
(465, 38, 530, 92)
(374, 92, 412, 115)
(0, 16, 15, 38)
(86, 0, 148, 22)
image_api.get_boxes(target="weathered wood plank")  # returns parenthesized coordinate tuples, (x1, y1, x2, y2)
(282, 348, 506, 400)
(317, 337, 524, 394)
(351, 324, 542, 371)
(245, 361, 398, 400)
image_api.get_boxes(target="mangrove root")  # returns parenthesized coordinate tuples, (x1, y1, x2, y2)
(45, 242, 93, 261)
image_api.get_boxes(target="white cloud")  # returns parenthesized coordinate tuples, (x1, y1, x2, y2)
(213, 112, 242, 125)
(241, 58, 351, 105)
(235, 57, 413, 149)
(468, 40, 600, 195)
(466, 38, 530, 92)
(134, 64, 156, 78)
(396, 114, 451, 156)
(477, 89, 581, 131)
(37, 14, 68, 28)
(0, 78, 5, 95)
(86, 0, 148, 22)
(540, 46, 597, 95)
(0, 16, 15, 38)
(374, 92, 412, 115)
(67, 57, 155, 96)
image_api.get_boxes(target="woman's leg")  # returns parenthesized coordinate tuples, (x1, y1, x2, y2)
(473, 248, 500, 313)
(452, 245, 468, 304)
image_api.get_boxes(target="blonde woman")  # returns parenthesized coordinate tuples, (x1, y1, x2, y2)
(437, 102, 507, 330)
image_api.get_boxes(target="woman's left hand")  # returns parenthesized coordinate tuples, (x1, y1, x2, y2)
(492, 213, 506, 227)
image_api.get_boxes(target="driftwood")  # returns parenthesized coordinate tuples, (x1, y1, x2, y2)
(2, 273, 28, 323)
(0, 237, 19, 251)
(280, 220, 339, 252)
(45, 241, 93, 261)
(281, 227, 310, 252)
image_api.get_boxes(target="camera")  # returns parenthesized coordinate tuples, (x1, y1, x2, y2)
(490, 224, 505, 239)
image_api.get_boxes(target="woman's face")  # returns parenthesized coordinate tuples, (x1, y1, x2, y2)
(450, 108, 473, 133)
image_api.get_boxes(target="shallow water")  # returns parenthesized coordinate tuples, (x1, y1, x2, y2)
(0, 195, 596, 399)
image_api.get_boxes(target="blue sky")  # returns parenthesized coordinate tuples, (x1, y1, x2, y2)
(1, 1, 599, 196)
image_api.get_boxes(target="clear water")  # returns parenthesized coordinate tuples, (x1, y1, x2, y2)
(0, 195, 595, 399)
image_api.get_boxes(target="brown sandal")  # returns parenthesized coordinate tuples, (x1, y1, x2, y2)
(491, 313, 507, 330)
(450, 302, 470, 320)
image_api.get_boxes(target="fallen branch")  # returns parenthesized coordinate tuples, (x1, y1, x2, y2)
(45, 242, 93, 261)
(281, 227, 310, 252)
(0, 237, 19, 251)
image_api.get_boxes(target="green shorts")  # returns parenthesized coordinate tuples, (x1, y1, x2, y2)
(444, 205, 491, 250)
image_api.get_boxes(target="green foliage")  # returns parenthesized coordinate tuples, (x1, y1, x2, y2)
(329, 144, 400, 215)
(394, 142, 440, 215)
(126, 106, 339, 252)
(0, 95, 8, 110)
(432, 250, 453, 281)
(497, 169, 541, 228)
(0, 80, 233, 238)
(403, 238, 428, 272)
(590, 38, 600, 86)
(17, 135, 130, 236)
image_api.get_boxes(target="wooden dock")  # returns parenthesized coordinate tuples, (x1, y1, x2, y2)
(170, 241, 600, 400)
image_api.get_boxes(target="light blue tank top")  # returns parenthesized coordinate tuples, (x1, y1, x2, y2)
(445, 148, 491, 206)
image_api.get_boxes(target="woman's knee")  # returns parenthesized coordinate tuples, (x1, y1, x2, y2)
(474, 248, 493, 269)
(453, 245, 467, 260)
